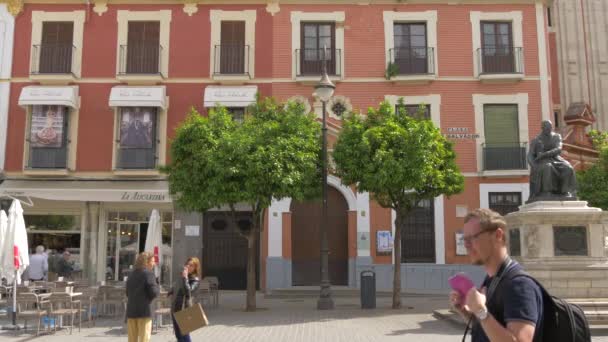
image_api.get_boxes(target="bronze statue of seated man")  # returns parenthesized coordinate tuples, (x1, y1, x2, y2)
(526, 120, 577, 203)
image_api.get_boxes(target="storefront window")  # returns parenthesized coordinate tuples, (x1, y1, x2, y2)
(106, 210, 172, 285)
(24, 214, 82, 278)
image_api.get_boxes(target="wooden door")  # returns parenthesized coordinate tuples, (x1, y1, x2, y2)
(291, 187, 348, 286)
(220, 21, 245, 74)
(39, 22, 73, 74)
(203, 212, 259, 290)
(127, 21, 160, 74)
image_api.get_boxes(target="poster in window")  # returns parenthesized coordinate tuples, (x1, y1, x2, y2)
(120, 107, 155, 148)
(376, 230, 393, 254)
(455, 231, 467, 256)
(30, 105, 66, 148)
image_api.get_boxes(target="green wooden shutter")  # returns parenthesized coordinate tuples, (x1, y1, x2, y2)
(484, 104, 519, 146)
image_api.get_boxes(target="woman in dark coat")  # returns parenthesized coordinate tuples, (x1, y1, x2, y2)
(169, 257, 201, 342)
(126, 252, 159, 342)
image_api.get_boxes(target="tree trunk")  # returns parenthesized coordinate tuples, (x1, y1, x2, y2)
(392, 212, 403, 309)
(245, 226, 257, 311)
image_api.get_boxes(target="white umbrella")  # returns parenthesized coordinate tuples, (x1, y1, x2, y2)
(2, 200, 29, 285)
(0, 210, 8, 280)
(2, 200, 29, 329)
(144, 209, 162, 279)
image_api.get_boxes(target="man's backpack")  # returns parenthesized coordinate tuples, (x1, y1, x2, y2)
(499, 267, 591, 342)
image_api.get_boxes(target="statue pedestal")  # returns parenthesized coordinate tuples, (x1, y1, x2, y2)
(506, 201, 608, 298)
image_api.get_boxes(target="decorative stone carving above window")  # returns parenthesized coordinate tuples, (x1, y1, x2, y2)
(286, 95, 311, 114)
(327, 95, 352, 120)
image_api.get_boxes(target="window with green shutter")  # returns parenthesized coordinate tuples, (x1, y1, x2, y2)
(484, 104, 519, 146)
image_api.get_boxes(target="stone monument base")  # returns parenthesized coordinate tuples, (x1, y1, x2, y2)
(505, 201, 608, 298)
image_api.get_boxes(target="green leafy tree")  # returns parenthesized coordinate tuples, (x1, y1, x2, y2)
(332, 101, 464, 309)
(163, 98, 321, 311)
(577, 130, 608, 210)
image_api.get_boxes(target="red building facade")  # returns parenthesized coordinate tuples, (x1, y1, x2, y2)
(0, 0, 553, 292)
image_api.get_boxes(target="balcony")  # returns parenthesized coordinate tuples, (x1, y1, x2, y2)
(212, 44, 251, 82)
(116, 147, 157, 170)
(482, 142, 527, 172)
(295, 48, 342, 82)
(476, 47, 524, 82)
(388, 47, 436, 83)
(118, 44, 165, 82)
(30, 43, 77, 82)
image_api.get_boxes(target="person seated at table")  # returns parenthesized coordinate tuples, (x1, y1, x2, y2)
(27, 245, 48, 281)
(57, 251, 74, 279)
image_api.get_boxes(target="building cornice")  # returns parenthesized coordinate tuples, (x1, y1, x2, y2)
(12, 0, 552, 6)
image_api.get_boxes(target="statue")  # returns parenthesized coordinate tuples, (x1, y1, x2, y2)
(526, 120, 577, 203)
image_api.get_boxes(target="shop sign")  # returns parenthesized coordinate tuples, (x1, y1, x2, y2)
(120, 191, 167, 202)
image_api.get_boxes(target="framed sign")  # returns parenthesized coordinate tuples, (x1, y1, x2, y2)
(376, 230, 393, 254)
(455, 231, 467, 256)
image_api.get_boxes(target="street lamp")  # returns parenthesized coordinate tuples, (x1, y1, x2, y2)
(314, 47, 335, 310)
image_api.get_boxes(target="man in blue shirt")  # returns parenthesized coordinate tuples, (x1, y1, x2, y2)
(449, 208, 543, 342)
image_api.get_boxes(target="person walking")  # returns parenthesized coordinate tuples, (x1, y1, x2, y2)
(170, 257, 201, 342)
(126, 252, 159, 342)
(27, 245, 48, 281)
(449, 208, 543, 342)
(56, 250, 74, 279)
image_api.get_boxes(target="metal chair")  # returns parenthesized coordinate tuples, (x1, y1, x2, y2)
(79, 288, 98, 327)
(153, 292, 172, 332)
(203, 276, 220, 307)
(48, 292, 83, 334)
(16, 293, 49, 336)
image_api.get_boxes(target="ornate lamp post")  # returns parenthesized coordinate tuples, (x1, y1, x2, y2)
(314, 47, 335, 310)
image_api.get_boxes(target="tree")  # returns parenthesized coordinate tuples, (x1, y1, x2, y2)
(332, 100, 464, 309)
(577, 130, 608, 210)
(163, 98, 321, 311)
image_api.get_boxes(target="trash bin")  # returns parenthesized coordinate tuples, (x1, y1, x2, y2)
(360, 270, 376, 309)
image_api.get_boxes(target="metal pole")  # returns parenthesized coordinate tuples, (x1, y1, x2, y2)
(317, 74, 334, 311)
(12, 271, 16, 326)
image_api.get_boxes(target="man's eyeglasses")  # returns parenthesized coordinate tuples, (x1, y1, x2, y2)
(463, 229, 495, 244)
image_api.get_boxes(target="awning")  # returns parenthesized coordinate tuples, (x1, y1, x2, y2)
(0, 179, 170, 203)
(18, 86, 79, 108)
(109, 86, 167, 109)
(204, 85, 257, 107)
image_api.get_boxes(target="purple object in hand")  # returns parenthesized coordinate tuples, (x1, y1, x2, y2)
(448, 272, 475, 305)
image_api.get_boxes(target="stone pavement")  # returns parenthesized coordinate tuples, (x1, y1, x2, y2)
(1, 291, 607, 341)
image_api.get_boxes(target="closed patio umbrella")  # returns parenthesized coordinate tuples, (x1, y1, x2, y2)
(1, 200, 30, 329)
(0, 210, 7, 280)
(144, 209, 162, 279)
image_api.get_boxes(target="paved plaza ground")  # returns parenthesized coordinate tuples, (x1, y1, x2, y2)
(1, 291, 608, 341)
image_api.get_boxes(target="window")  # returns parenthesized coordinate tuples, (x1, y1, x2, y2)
(480, 21, 516, 73)
(24, 214, 81, 263)
(470, 11, 523, 78)
(227, 107, 245, 123)
(489, 192, 522, 216)
(116, 107, 158, 169)
(36, 22, 73, 74)
(483, 104, 526, 170)
(30, 11, 85, 79)
(28, 105, 70, 169)
(300, 22, 336, 75)
(393, 23, 428, 74)
(116, 10, 171, 79)
(401, 199, 435, 263)
(124, 21, 160, 74)
(396, 104, 431, 120)
(218, 21, 246, 75)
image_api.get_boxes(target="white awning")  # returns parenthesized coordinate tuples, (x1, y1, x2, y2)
(203, 85, 257, 108)
(18, 86, 79, 108)
(0, 179, 170, 203)
(109, 86, 167, 109)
